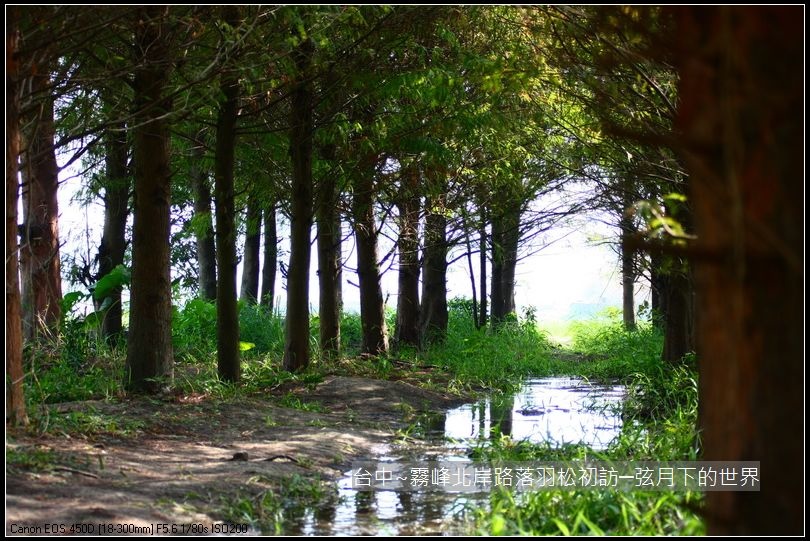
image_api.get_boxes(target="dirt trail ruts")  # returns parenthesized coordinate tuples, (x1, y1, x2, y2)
(6, 376, 464, 535)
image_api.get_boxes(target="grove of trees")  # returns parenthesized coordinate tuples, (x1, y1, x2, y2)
(5, 6, 802, 534)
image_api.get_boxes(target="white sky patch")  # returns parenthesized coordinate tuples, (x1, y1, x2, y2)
(55, 160, 633, 323)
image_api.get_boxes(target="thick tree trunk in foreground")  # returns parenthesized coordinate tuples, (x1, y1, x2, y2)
(20, 71, 61, 341)
(6, 9, 28, 425)
(190, 131, 217, 301)
(353, 163, 388, 356)
(394, 165, 420, 347)
(261, 203, 277, 308)
(126, 7, 174, 392)
(283, 39, 315, 371)
(96, 116, 129, 345)
(675, 6, 802, 534)
(240, 193, 261, 304)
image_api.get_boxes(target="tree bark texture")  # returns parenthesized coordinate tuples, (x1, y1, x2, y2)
(316, 176, 343, 361)
(214, 21, 241, 383)
(394, 165, 420, 347)
(19, 69, 61, 341)
(661, 265, 693, 364)
(126, 7, 174, 393)
(478, 206, 488, 328)
(190, 130, 217, 301)
(420, 194, 448, 345)
(6, 9, 28, 425)
(261, 203, 277, 308)
(490, 203, 520, 324)
(96, 115, 129, 345)
(675, 6, 803, 534)
(283, 38, 315, 371)
(353, 161, 388, 356)
(620, 208, 636, 331)
(240, 193, 261, 304)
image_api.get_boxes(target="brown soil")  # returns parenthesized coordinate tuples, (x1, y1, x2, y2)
(5, 376, 465, 535)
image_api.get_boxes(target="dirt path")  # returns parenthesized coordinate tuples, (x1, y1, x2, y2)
(6, 376, 465, 535)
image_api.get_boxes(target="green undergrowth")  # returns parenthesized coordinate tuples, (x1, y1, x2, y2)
(566, 308, 665, 378)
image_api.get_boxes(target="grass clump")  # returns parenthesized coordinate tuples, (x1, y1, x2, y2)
(219, 474, 338, 534)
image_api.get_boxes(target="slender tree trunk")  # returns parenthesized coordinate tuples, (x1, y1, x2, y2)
(394, 165, 420, 347)
(491, 214, 504, 324)
(240, 193, 261, 304)
(283, 38, 315, 371)
(260, 202, 277, 308)
(649, 250, 668, 330)
(675, 6, 802, 534)
(316, 144, 343, 361)
(478, 206, 488, 328)
(6, 9, 28, 425)
(126, 7, 174, 393)
(214, 16, 241, 383)
(465, 228, 479, 328)
(96, 114, 129, 345)
(420, 193, 448, 345)
(499, 213, 519, 319)
(620, 208, 636, 331)
(19, 70, 61, 341)
(190, 130, 217, 301)
(353, 161, 388, 356)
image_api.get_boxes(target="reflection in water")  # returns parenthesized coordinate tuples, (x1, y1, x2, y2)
(489, 394, 515, 438)
(445, 377, 624, 449)
(293, 377, 624, 535)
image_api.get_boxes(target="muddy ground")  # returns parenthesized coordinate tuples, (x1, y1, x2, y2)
(6, 376, 466, 535)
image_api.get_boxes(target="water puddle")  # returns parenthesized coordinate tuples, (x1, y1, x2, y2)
(287, 377, 625, 535)
(444, 377, 625, 450)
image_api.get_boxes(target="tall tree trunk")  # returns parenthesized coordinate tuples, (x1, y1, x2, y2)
(465, 228, 479, 328)
(675, 6, 802, 534)
(19, 70, 61, 341)
(260, 202, 277, 308)
(490, 204, 520, 325)
(283, 38, 315, 371)
(394, 164, 420, 347)
(316, 145, 342, 361)
(190, 130, 216, 301)
(6, 8, 28, 425)
(661, 264, 692, 364)
(214, 12, 241, 383)
(240, 193, 261, 304)
(420, 193, 448, 345)
(96, 114, 129, 345)
(620, 209, 636, 331)
(353, 162, 388, 356)
(126, 7, 174, 393)
(649, 250, 668, 330)
(478, 205, 488, 328)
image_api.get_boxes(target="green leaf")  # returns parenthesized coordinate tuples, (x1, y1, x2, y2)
(82, 311, 103, 329)
(93, 264, 131, 301)
(552, 518, 571, 536)
(61, 291, 87, 316)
